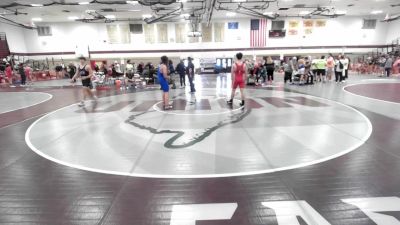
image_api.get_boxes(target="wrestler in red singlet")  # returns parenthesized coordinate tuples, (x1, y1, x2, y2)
(233, 62, 245, 89)
(228, 52, 246, 107)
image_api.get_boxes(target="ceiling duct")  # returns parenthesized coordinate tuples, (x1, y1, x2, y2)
(381, 14, 400, 22)
(143, 7, 181, 24)
(74, 10, 117, 23)
(0, 0, 178, 10)
(0, 15, 35, 29)
(293, 4, 306, 8)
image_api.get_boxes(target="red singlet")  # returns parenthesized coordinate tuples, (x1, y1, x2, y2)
(233, 62, 245, 89)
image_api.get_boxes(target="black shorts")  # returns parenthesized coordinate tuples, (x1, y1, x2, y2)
(317, 69, 326, 76)
(126, 72, 134, 79)
(284, 71, 292, 80)
(82, 78, 92, 88)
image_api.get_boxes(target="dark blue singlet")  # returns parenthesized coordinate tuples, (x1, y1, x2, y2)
(79, 65, 91, 87)
(158, 65, 169, 92)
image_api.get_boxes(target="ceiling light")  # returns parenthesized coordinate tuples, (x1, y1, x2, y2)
(177, 0, 187, 2)
(126, 0, 138, 4)
(299, 11, 310, 15)
(181, 13, 190, 17)
(226, 12, 236, 17)
(233, 0, 246, 2)
(68, 16, 79, 20)
(30, 4, 43, 7)
(371, 10, 383, 14)
(128, 9, 141, 12)
(78, 2, 90, 5)
(105, 15, 115, 19)
(31, 18, 43, 21)
(142, 14, 152, 18)
(263, 12, 275, 15)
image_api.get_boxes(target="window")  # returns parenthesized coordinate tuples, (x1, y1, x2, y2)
(106, 24, 130, 44)
(175, 24, 186, 43)
(157, 24, 168, 43)
(201, 23, 212, 42)
(271, 21, 285, 30)
(362, 19, 377, 29)
(129, 24, 143, 34)
(144, 24, 155, 44)
(214, 23, 225, 42)
(37, 26, 52, 36)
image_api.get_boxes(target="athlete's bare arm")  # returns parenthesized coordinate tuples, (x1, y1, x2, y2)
(161, 65, 169, 79)
(231, 63, 236, 82)
(243, 64, 247, 81)
(86, 65, 93, 80)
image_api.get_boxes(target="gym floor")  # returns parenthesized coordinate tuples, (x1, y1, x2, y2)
(0, 74, 400, 225)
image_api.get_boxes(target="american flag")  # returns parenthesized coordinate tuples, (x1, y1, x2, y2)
(250, 18, 267, 47)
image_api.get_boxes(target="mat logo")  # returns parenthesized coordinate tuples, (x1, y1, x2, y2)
(76, 96, 329, 114)
(76, 96, 329, 149)
(169, 197, 400, 225)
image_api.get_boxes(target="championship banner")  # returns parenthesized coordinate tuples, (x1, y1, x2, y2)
(288, 29, 298, 35)
(315, 20, 327, 27)
(304, 28, 313, 35)
(289, 20, 299, 28)
(303, 20, 314, 28)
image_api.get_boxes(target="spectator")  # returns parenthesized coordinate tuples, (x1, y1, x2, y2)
(125, 60, 134, 77)
(384, 55, 393, 77)
(176, 59, 186, 87)
(304, 57, 312, 84)
(335, 55, 345, 83)
(18, 63, 26, 86)
(314, 56, 327, 82)
(186, 57, 196, 93)
(378, 55, 386, 77)
(264, 56, 275, 85)
(393, 56, 400, 75)
(343, 55, 350, 81)
(67, 64, 76, 79)
(168, 60, 175, 75)
(297, 58, 306, 85)
(137, 62, 144, 75)
(5, 63, 14, 87)
(55, 64, 63, 79)
(114, 61, 123, 77)
(283, 58, 293, 84)
(326, 54, 335, 81)
(25, 64, 34, 84)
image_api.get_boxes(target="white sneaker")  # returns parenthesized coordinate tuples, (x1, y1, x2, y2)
(78, 101, 85, 107)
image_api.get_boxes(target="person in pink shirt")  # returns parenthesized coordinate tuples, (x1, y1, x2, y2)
(326, 54, 335, 81)
(393, 56, 400, 75)
(5, 63, 15, 87)
(24, 64, 34, 84)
